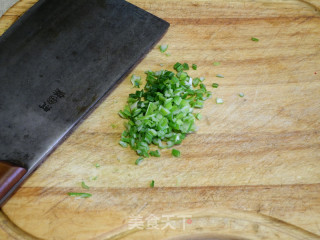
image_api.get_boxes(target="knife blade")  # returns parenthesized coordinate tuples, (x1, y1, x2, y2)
(0, 0, 169, 206)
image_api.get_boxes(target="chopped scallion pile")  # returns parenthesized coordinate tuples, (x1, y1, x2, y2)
(119, 63, 210, 160)
(67, 192, 92, 198)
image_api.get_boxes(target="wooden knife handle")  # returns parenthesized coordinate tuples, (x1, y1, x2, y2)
(0, 162, 26, 201)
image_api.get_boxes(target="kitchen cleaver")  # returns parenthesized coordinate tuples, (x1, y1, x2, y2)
(0, 0, 169, 206)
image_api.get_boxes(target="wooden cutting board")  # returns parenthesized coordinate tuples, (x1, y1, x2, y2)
(1, 0, 320, 239)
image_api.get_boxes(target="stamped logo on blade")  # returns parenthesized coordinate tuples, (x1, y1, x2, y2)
(39, 88, 65, 112)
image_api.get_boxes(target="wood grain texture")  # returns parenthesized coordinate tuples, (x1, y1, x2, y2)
(0, 0, 320, 239)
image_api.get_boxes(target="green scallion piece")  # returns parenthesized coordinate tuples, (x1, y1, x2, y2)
(192, 78, 200, 87)
(213, 62, 220, 66)
(159, 44, 168, 53)
(173, 96, 182, 105)
(135, 157, 144, 165)
(174, 62, 184, 72)
(212, 83, 219, 88)
(150, 150, 161, 157)
(182, 63, 189, 70)
(216, 74, 224, 78)
(216, 98, 224, 104)
(119, 141, 128, 148)
(239, 93, 244, 97)
(150, 180, 155, 188)
(67, 192, 92, 198)
(251, 37, 259, 42)
(92, 176, 98, 180)
(172, 149, 181, 157)
(95, 163, 100, 168)
(81, 181, 90, 190)
(195, 113, 202, 120)
(111, 124, 117, 129)
(192, 64, 197, 70)
(131, 75, 141, 88)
